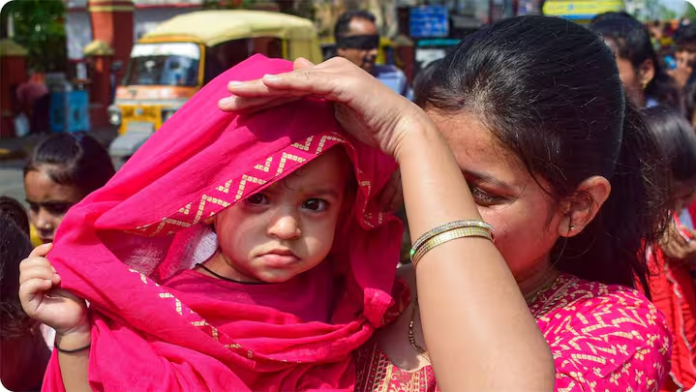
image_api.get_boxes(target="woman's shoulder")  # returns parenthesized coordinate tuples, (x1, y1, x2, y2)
(537, 274, 671, 391)
(534, 274, 666, 328)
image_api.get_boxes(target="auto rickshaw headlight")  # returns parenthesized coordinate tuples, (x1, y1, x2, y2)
(108, 107, 122, 126)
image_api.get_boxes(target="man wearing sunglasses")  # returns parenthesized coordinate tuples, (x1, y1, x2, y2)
(334, 10, 411, 98)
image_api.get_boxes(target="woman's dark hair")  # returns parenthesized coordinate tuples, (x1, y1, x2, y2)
(642, 106, 696, 197)
(24, 133, 115, 198)
(675, 24, 696, 52)
(420, 16, 669, 291)
(589, 12, 682, 111)
(0, 196, 29, 235)
(0, 198, 33, 340)
(413, 59, 443, 107)
(685, 81, 696, 122)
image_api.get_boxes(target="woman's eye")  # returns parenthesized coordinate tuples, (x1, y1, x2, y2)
(246, 194, 269, 205)
(303, 199, 328, 212)
(28, 203, 39, 213)
(470, 187, 500, 206)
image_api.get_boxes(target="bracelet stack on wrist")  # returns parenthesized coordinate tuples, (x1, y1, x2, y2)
(410, 220, 494, 267)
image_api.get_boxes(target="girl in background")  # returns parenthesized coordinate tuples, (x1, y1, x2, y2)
(590, 12, 683, 111)
(643, 106, 696, 392)
(24, 133, 115, 245)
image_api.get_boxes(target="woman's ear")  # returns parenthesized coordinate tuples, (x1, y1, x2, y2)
(204, 216, 216, 226)
(558, 176, 611, 238)
(639, 58, 656, 88)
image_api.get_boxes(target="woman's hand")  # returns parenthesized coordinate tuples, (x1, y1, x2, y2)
(19, 244, 89, 337)
(661, 223, 696, 267)
(218, 57, 434, 159)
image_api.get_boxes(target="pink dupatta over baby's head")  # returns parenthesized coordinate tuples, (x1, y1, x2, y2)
(43, 55, 402, 391)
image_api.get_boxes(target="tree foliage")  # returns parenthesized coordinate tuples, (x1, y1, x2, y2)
(0, 0, 67, 72)
(684, 1, 696, 21)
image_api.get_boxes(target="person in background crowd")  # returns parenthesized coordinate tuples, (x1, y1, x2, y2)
(642, 106, 696, 392)
(16, 71, 49, 135)
(24, 133, 115, 246)
(0, 197, 48, 392)
(222, 15, 673, 390)
(333, 10, 411, 98)
(672, 25, 696, 89)
(590, 12, 683, 111)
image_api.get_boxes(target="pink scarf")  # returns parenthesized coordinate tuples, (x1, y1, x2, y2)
(43, 55, 402, 391)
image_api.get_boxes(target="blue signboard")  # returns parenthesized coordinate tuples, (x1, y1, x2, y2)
(410, 6, 449, 38)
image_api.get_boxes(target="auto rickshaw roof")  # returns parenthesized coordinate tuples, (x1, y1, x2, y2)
(141, 10, 318, 46)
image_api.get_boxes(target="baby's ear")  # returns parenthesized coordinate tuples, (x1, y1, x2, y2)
(203, 216, 216, 226)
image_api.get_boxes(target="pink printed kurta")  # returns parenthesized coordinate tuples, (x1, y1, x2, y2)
(355, 274, 672, 391)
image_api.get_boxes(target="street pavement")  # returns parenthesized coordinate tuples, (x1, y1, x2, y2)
(0, 159, 27, 207)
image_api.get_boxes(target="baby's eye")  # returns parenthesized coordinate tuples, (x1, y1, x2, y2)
(246, 193, 269, 205)
(302, 199, 328, 212)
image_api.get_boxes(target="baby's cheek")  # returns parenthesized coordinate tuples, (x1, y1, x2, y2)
(305, 228, 336, 260)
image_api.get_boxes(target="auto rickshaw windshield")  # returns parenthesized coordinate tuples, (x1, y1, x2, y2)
(124, 42, 201, 87)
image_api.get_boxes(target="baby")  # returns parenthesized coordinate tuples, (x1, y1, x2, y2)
(19, 56, 401, 391)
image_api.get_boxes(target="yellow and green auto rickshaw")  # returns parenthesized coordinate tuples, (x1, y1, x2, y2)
(542, 0, 625, 24)
(108, 10, 322, 160)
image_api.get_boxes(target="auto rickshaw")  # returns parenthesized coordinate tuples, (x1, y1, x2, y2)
(108, 10, 323, 161)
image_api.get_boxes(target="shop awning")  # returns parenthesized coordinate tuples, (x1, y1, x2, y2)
(543, 0, 625, 20)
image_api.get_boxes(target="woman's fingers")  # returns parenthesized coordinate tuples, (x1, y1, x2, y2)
(293, 57, 315, 69)
(219, 95, 302, 114)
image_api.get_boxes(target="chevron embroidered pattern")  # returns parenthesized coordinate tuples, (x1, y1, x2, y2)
(355, 274, 671, 391)
(126, 131, 393, 238)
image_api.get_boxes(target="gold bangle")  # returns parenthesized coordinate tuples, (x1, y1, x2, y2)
(411, 227, 493, 267)
(410, 220, 493, 259)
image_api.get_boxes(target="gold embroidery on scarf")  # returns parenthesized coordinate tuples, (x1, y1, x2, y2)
(159, 293, 183, 315)
(235, 175, 267, 201)
(276, 153, 305, 176)
(217, 180, 233, 194)
(316, 135, 345, 154)
(254, 157, 273, 172)
(292, 136, 314, 151)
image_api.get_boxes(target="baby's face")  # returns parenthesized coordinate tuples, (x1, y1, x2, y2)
(214, 149, 352, 283)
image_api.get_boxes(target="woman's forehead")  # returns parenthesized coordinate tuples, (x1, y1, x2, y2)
(428, 110, 531, 189)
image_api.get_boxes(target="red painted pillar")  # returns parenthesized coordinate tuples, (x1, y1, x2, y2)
(87, 0, 133, 127)
(88, 0, 134, 70)
(0, 39, 28, 137)
(84, 42, 113, 127)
